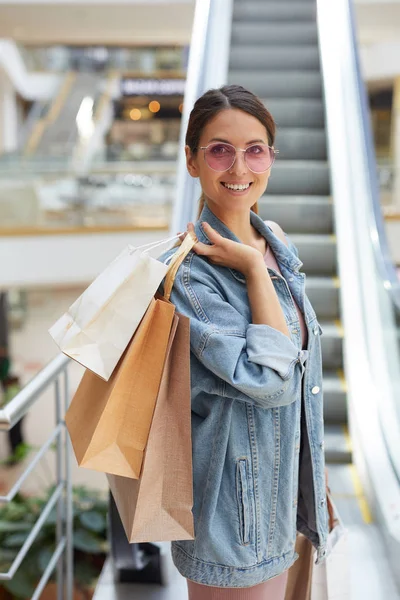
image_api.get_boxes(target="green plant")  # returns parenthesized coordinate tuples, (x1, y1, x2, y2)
(0, 443, 34, 468)
(0, 485, 109, 599)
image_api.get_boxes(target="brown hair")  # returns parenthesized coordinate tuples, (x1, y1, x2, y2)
(185, 84, 276, 218)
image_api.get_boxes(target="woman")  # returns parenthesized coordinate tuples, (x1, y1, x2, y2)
(159, 84, 328, 599)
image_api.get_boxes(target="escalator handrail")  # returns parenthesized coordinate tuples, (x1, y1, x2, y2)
(317, 0, 400, 547)
(348, 3, 400, 313)
(345, 0, 400, 485)
(170, 0, 211, 236)
(170, 0, 233, 235)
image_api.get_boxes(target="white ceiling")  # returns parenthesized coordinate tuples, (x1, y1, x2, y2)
(355, 2, 400, 45)
(0, 2, 195, 45)
(0, 2, 398, 48)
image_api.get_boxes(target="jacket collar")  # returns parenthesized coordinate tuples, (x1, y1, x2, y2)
(194, 203, 303, 273)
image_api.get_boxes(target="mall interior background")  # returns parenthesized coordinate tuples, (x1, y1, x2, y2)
(1, 0, 400, 598)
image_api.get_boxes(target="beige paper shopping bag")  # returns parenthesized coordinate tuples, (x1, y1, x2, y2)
(107, 311, 194, 543)
(286, 493, 348, 600)
(65, 296, 175, 479)
(285, 534, 314, 600)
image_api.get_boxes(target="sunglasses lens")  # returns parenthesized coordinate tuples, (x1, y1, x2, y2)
(204, 143, 275, 172)
(205, 143, 235, 171)
(245, 145, 275, 172)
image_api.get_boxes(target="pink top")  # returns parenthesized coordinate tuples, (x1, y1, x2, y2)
(264, 244, 308, 350)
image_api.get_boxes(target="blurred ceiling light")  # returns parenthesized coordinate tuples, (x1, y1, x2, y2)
(76, 96, 94, 140)
(130, 108, 142, 121)
(149, 101, 161, 113)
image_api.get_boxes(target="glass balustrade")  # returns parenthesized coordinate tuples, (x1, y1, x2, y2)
(0, 160, 175, 233)
(17, 44, 188, 75)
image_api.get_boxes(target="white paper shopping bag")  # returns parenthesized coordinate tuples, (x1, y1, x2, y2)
(49, 233, 196, 380)
(311, 494, 349, 600)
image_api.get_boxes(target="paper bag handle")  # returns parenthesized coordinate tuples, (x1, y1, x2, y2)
(137, 233, 182, 254)
(163, 233, 197, 301)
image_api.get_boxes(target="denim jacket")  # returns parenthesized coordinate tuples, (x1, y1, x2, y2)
(158, 204, 329, 587)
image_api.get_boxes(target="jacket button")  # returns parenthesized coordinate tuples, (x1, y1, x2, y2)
(313, 325, 319, 335)
(312, 386, 320, 395)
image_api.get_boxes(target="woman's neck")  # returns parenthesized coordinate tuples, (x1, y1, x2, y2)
(205, 200, 260, 247)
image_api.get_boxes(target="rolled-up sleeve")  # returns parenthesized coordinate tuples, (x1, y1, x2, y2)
(247, 324, 307, 379)
(164, 254, 307, 409)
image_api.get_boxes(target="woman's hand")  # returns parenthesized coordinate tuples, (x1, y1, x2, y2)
(187, 222, 264, 277)
(181, 223, 290, 336)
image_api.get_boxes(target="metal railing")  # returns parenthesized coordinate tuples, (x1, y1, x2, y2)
(0, 353, 74, 600)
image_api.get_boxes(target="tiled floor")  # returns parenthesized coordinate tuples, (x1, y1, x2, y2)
(2, 289, 400, 600)
(93, 553, 188, 600)
(92, 464, 400, 600)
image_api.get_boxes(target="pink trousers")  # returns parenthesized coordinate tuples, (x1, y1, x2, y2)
(187, 570, 288, 600)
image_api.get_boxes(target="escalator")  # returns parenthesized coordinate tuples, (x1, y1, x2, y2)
(228, 0, 349, 467)
(229, 1, 400, 596)
(23, 71, 109, 164)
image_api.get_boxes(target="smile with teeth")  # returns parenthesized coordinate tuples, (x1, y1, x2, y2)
(222, 182, 252, 191)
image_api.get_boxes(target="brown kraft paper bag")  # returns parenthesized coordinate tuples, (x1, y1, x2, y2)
(65, 296, 176, 479)
(107, 311, 195, 543)
(285, 533, 314, 600)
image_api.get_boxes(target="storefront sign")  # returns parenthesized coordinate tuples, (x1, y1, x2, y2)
(121, 78, 186, 96)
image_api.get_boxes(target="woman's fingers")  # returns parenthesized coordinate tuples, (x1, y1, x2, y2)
(186, 221, 221, 243)
(185, 222, 213, 256)
(202, 222, 224, 245)
(192, 239, 212, 256)
(185, 221, 226, 259)
(178, 231, 187, 242)
(178, 223, 195, 243)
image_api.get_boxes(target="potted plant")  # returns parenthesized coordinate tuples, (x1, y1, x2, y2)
(0, 485, 109, 599)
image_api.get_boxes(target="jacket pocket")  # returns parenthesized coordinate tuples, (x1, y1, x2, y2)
(236, 459, 251, 545)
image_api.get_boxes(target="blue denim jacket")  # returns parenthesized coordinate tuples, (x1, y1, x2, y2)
(159, 204, 329, 587)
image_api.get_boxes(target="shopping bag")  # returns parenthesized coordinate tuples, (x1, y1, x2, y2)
(107, 311, 195, 542)
(65, 234, 196, 479)
(49, 233, 195, 380)
(311, 493, 349, 600)
(285, 534, 314, 600)
(65, 295, 176, 479)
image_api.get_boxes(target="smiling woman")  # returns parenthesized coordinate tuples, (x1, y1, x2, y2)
(184, 86, 276, 225)
(157, 84, 328, 600)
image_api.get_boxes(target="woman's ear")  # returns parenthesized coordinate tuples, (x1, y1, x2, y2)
(185, 145, 199, 177)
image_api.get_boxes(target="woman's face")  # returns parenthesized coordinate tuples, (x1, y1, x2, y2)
(185, 108, 272, 213)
